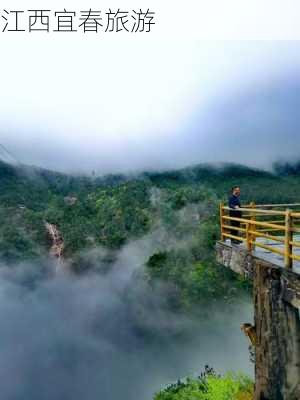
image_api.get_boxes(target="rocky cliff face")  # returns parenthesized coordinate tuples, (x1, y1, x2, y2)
(216, 242, 300, 400)
(254, 263, 300, 400)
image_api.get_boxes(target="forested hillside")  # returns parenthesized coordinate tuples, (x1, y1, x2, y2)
(1, 159, 300, 314)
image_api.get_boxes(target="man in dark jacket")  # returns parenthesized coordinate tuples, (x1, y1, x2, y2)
(228, 186, 242, 244)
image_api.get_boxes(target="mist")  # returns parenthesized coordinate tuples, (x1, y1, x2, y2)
(1, 41, 300, 174)
(0, 236, 253, 400)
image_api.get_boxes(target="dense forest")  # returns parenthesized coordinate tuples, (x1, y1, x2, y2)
(1, 159, 300, 312)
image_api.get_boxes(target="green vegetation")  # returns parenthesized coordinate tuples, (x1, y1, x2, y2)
(1, 159, 299, 310)
(154, 367, 254, 400)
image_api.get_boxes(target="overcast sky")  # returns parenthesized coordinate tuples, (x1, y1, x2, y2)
(1, 38, 300, 174)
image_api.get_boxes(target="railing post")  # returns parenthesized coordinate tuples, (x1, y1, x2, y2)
(250, 201, 256, 251)
(246, 222, 252, 251)
(284, 209, 293, 269)
(220, 202, 225, 241)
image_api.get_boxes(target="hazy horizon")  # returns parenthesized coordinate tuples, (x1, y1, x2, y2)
(1, 40, 300, 174)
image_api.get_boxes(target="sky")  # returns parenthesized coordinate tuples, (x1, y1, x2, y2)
(1, 38, 300, 174)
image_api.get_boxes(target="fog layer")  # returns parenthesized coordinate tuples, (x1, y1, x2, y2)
(0, 237, 252, 400)
(1, 41, 300, 173)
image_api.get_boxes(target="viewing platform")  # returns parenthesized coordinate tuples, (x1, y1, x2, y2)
(216, 203, 300, 400)
(219, 203, 300, 273)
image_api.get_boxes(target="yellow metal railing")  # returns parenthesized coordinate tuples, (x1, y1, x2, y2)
(219, 202, 300, 269)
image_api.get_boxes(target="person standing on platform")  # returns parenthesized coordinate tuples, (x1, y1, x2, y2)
(228, 186, 242, 244)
